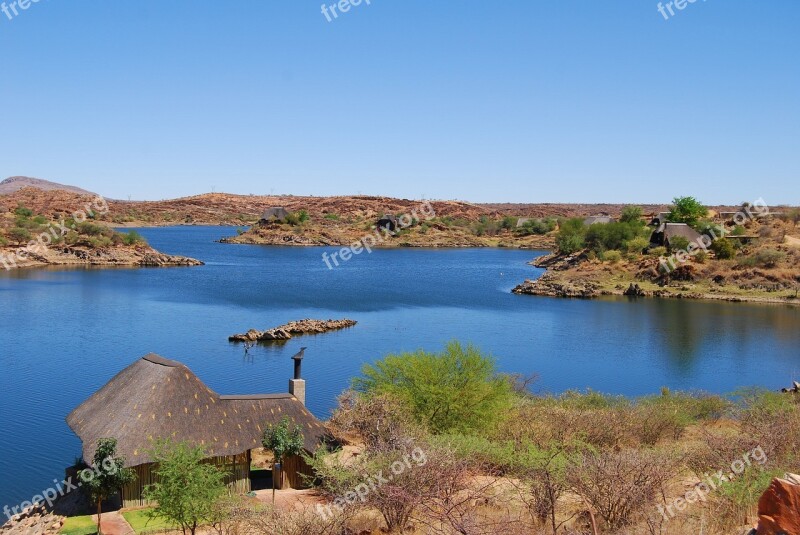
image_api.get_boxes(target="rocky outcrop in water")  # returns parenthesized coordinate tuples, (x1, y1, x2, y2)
(229, 319, 357, 342)
(512, 273, 602, 299)
(1, 245, 203, 270)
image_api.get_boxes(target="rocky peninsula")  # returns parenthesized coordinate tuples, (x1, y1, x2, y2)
(229, 318, 358, 342)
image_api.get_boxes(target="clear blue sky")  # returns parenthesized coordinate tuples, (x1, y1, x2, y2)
(1, 1, 798, 204)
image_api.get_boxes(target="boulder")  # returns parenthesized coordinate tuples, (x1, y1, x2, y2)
(623, 283, 646, 297)
(756, 474, 800, 535)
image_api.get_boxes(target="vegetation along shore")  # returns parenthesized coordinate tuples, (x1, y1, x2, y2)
(513, 197, 800, 305)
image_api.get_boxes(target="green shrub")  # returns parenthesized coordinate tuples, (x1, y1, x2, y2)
(711, 239, 736, 259)
(624, 236, 650, 254)
(754, 249, 785, 268)
(500, 216, 518, 230)
(354, 342, 515, 435)
(473, 216, 502, 237)
(13, 205, 33, 217)
(648, 246, 667, 257)
(76, 222, 107, 236)
(585, 221, 647, 254)
(620, 206, 643, 224)
(323, 213, 340, 221)
(694, 250, 708, 263)
(732, 225, 747, 236)
(602, 250, 622, 263)
(285, 210, 310, 226)
(122, 230, 147, 246)
(556, 218, 587, 254)
(0, 235, 7, 247)
(668, 236, 690, 252)
(517, 218, 557, 236)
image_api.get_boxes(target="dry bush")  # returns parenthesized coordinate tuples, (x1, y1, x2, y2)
(412, 448, 528, 535)
(217, 505, 350, 535)
(567, 449, 677, 532)
(328, 390, 423, 452)
(501, 403, 630, 450)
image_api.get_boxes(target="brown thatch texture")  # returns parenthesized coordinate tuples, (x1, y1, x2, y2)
(663, 223, 703, 243)
(66, 354, 325, 467)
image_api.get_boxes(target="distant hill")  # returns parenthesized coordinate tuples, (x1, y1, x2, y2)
(0, 176, 97, 196)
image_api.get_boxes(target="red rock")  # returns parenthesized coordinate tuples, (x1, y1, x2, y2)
(757, 474, 800, 535)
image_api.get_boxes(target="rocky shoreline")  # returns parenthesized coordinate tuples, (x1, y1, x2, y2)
(229, 318, 358, 342)
(512, 253, 799, 305)
(0, 246, 203, 271)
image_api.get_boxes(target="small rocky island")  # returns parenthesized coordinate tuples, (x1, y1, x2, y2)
(229, 318, 357, 342)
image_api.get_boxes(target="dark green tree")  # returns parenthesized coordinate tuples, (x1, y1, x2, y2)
(354, 341, 515, 435)
(262, 417, 305, 503)
(9, 227, 31, 245)
(619, 206, 643, 224)
(710, 239, 736, 259)
(83, 438, 135, 535)
(555, 218, 587, 254)
(144, 440, 227, 535)
(668, 197, 708, 226)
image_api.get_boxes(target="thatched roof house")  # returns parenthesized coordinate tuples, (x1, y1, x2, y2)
(583, 215, 616, 226)
(377, 214, 400, 232)
(650, 223, 703, 250)
(67, 354, 325, 506)
(260, 207, 290, 223)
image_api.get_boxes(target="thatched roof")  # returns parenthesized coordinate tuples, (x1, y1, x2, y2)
(583, 215, 616, 225)
(67, 354, 325, 467)
(260, 207, 290, 221)
(663, 223, 702, 243)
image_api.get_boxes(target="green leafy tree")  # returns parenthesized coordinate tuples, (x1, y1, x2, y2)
(9, 227, 31, 245)
(710, 239, 736, 259)
(500, 216, 518, 230)
(585, 222, 646, 253)
(83, 438, 135, 535)
(144, 440, 227, 535)
(619, 206, 643, 224)
(555, 218, 587, 254)
(262, 417, 305, 502)
(518, 218, 557, 236)
(668, 196, 708, 226)
(354, 341, 515, 435)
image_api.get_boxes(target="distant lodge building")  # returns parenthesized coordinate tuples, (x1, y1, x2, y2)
(377, 215, 399, 233)
(260, 207, 290, 223)
(649, 221, 703, 250)
(582, 215, 616, 226)
(67, 353, 325, 508)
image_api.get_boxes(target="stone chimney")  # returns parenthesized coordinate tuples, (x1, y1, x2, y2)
(289, 347, 307, 405)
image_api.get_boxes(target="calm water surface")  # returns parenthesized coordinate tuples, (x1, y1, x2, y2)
(1, 226, 799, 508)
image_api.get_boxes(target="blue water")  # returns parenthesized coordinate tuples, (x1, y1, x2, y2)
(1, 226, 799, 510)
